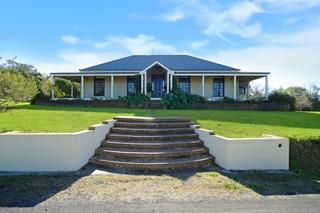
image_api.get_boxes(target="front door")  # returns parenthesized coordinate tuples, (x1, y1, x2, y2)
(151, 75, 165, 98)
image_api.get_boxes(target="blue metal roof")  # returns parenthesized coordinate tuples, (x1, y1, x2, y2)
(80, 55, 239, 71)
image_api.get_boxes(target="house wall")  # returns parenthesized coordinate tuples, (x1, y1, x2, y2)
(83, 76, 126, 99)
(0, 120, 115, 172)
(185, 76, 246, 100)
(224, 76, 234, 98)
(114, 76, 127, 97)
(190, 76, 201, 96)
(84, 76, 94, 98)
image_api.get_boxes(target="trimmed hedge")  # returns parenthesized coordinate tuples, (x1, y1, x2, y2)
(290, 138, 320, 178)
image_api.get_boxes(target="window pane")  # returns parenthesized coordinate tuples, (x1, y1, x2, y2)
(213, 78, 224, 97)
(94, 78, 105, 96)
(179, 77, 190, 93)
(127, 77, 136, 96)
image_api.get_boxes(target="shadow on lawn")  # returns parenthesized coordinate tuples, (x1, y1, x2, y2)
(1, 164, 319, 207)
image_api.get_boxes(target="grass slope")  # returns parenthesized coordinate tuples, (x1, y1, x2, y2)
(0, 104, 319, 138)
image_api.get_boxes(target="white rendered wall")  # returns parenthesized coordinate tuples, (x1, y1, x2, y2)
(0, 120, 115, 172)
(194, 128, 289, 170)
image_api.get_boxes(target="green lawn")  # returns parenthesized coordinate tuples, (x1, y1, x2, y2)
(0, 104, 320, 138)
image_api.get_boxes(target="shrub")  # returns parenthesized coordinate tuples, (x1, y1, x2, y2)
(118, 94, 150, 108)
(289, 138, 320, 178)
(268, 91, 296, 111)
(161, 89, 205, 109)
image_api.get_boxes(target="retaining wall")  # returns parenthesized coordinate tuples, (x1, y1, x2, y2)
(0, 120, 115, 172)
(194, 128, 289, 170)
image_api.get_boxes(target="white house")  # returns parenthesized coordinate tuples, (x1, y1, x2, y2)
(50, 55, 269, 100)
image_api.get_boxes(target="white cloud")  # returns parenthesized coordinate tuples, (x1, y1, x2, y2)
(26, 34, 179, 74)
(207, 28, 320, 88)
(188, 40, 209, 49)
(93, 34, 177, 54)
(160, 0, 264, 39)
(229, 1, 264, 22)
(160, 8, 186, 21)
(257, 0, 320, 12)
(60, 35, 79, 45)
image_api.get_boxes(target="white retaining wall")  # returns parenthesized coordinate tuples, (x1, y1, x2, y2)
(0, 120, 115, 172)
(195, 128, 289, 170)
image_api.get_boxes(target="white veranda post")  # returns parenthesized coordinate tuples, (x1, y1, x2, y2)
(166, 72, 169, 93)
(233, 75, 237, 99)
(202, 74, 205, 98)
(80, 75, 84, 100)
(111, 75, 114, 99)
(265, 75, 269, 99)
(51, 75, 55, 99)
(70, 82, 73, 98)
(170, 73, 173, 90)
(144, 73, 147, 95)
(140, 74, 144, 94)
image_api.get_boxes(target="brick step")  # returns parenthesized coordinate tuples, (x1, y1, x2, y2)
(90, 155, 214, 170)
(102, 140, 204, 148)
(114, 116, 190, 123)
(95, 146, 209, 158)
(110, 127, 194, 135)
(107, 133, 198, 141)
(114, 122, 193, 129)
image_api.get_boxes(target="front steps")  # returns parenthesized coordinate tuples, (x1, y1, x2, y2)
(90, 116, 214, 170)
(148, 100, 164, 109)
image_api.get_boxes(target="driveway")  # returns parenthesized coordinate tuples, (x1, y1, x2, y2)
(0, 195, 319, 213)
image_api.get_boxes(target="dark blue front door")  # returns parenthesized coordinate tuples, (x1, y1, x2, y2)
(151, 75, 165, 98)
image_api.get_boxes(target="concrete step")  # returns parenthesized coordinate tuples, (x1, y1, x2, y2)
(114, 122, 193, 129)
(90, 155, 214, 170)
(114, 116, 190, 123)
(102, 140, 204, 148)
(95, 146, 209, 158)
(110, 127, 195, 135)
(107, 133, 198, 141)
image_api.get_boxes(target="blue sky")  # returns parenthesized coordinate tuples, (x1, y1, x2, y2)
(1, 0, 320, 88)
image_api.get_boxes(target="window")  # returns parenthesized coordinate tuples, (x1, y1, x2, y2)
(127, 77, 136, 96)
(213, 77, 224, 97)
(239, 82, 247, 95)
(179, 77, 190, 93)
(94, 77, 105, 96)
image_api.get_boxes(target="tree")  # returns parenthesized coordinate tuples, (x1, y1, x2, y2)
(0, 58, 45, 91)
(0, 71, 38, 109)
(249, 84, 264, 99)
(0, 57, 44, 109)
(285, 87, 312, 110)
(309, 84, 320, 110)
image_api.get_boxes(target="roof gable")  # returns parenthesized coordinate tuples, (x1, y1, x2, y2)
(80, 55, 239, 71)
